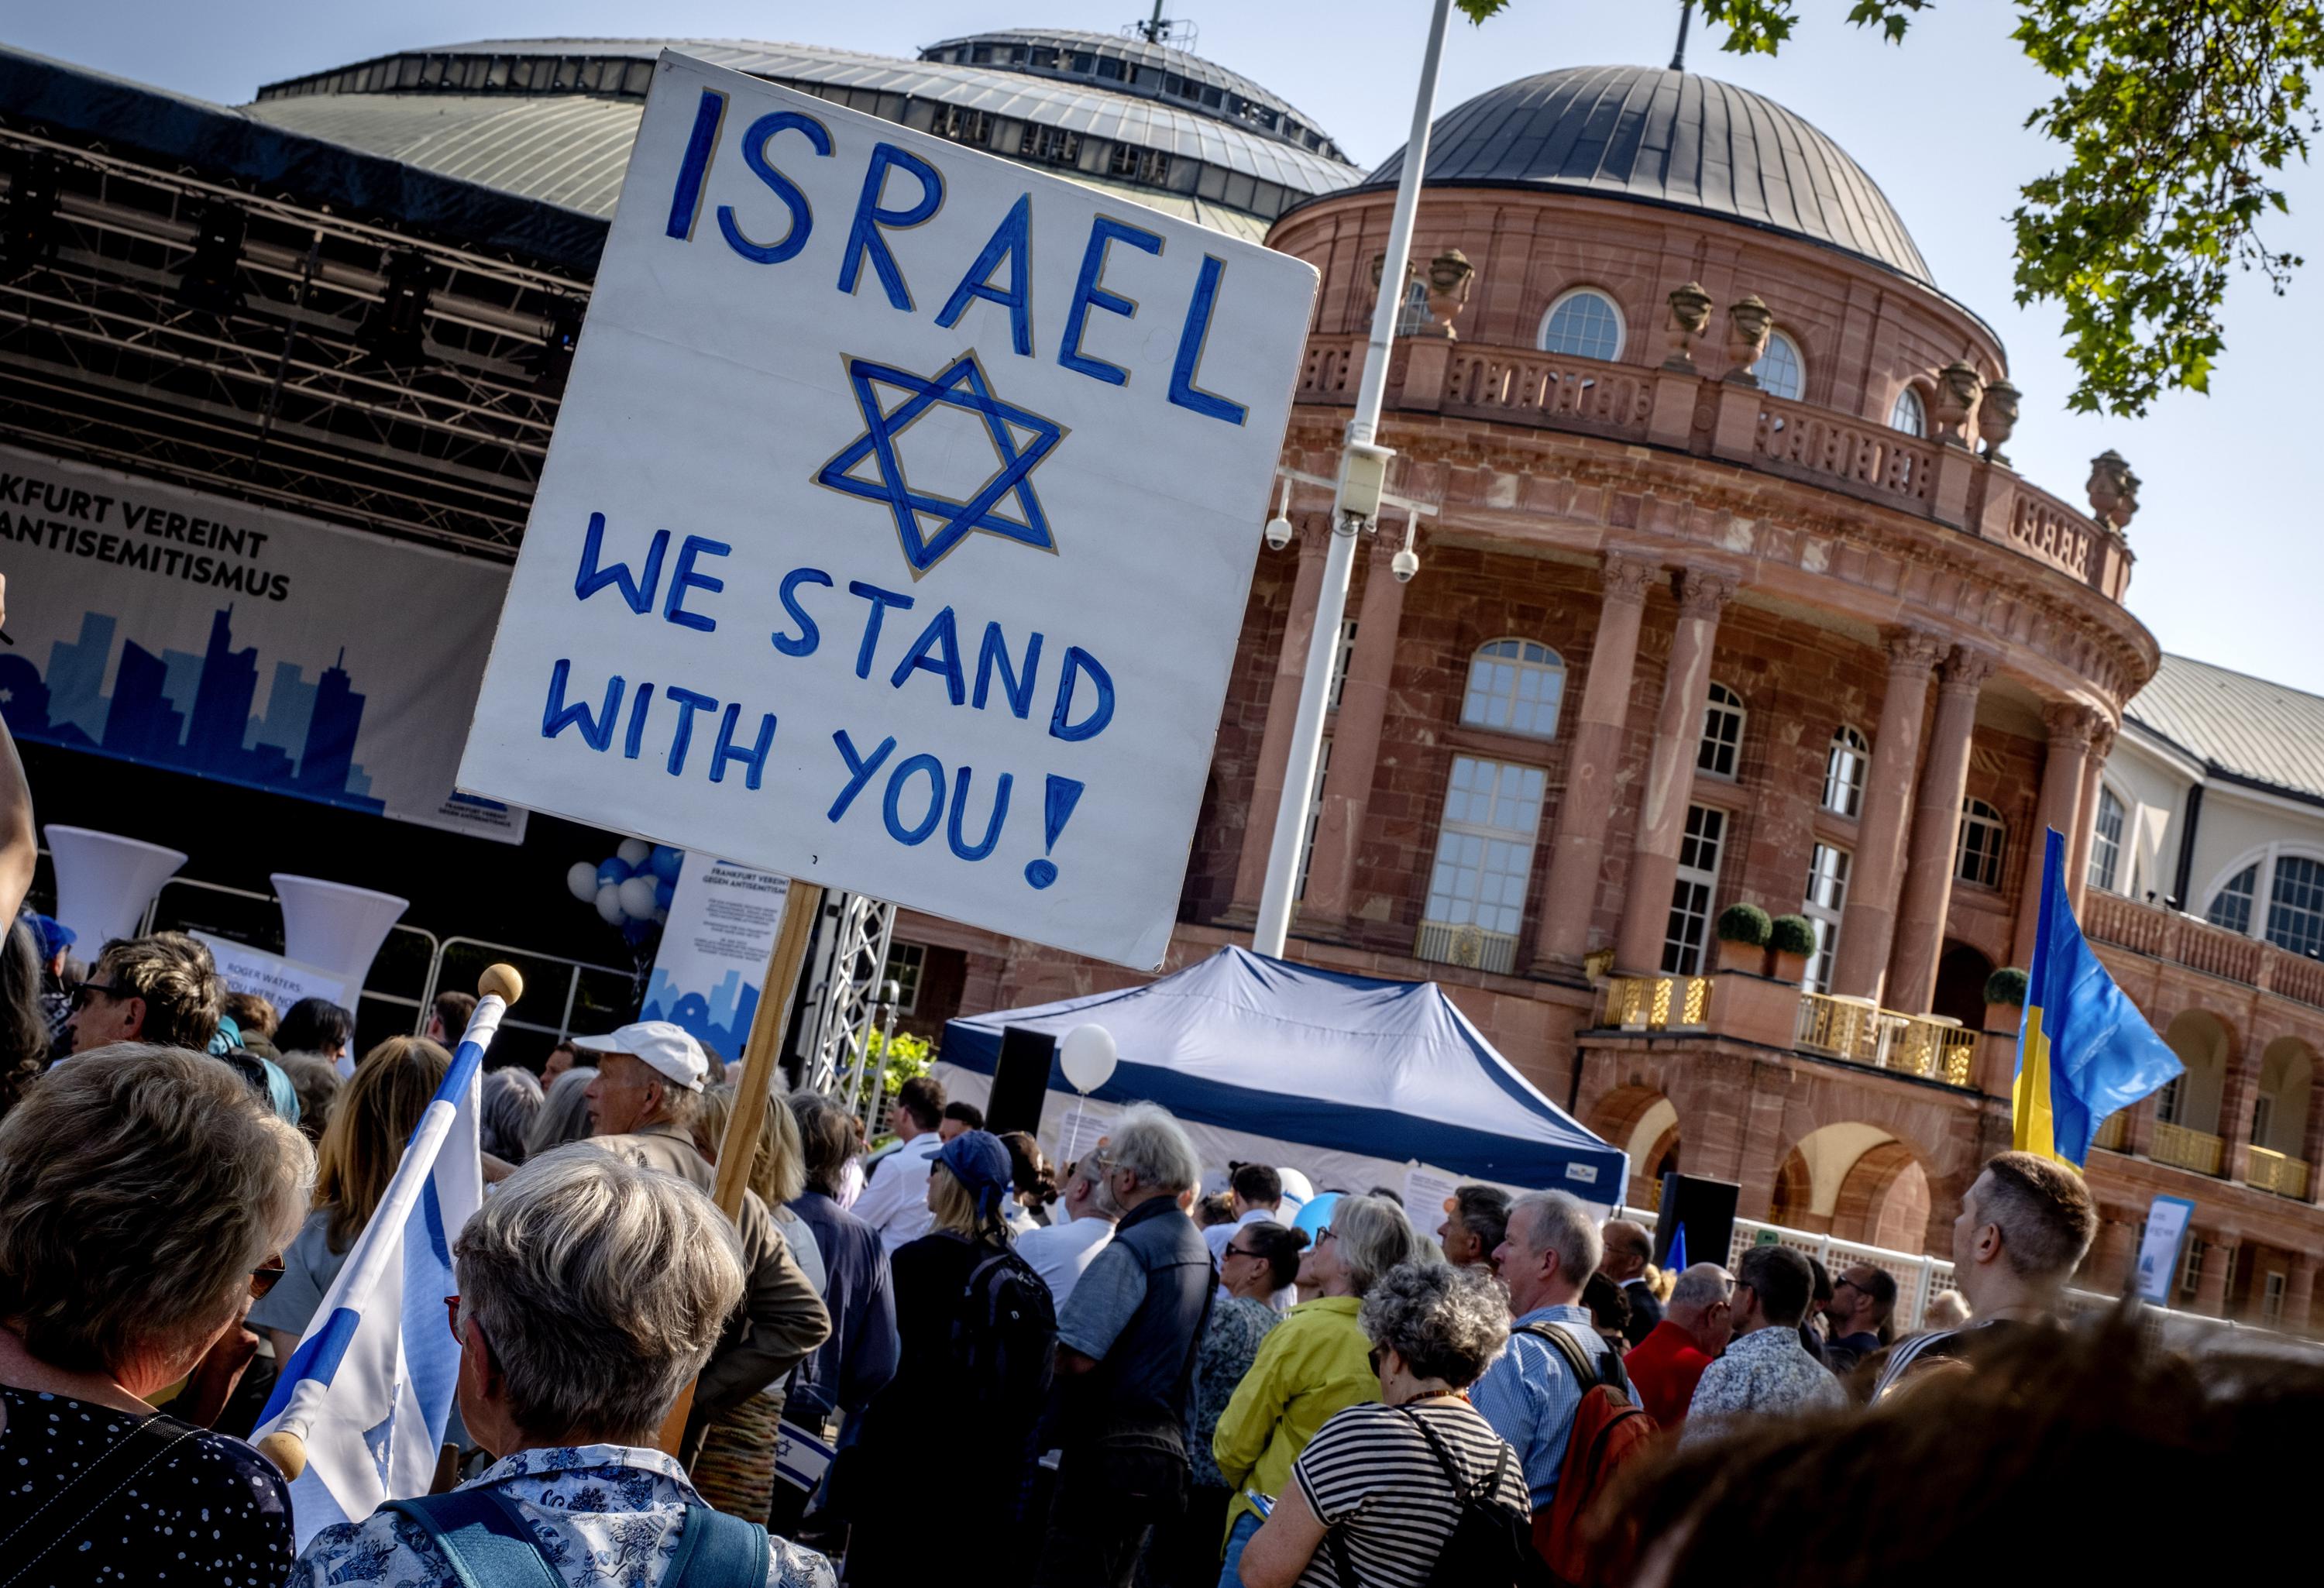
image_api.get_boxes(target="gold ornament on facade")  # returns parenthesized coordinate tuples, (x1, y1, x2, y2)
(1663, 280, 1714, 370)
(1977, 378, 2020, 466)
(2085, 449, 2140, 533)
(1723, 294, 1772, 384)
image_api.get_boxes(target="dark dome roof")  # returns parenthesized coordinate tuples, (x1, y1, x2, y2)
(1362, 65, 1932, 287)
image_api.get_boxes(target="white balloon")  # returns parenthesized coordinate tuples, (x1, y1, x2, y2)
(593, 882, 626, 925)
(566, 861, 600, 902)
(1059, 1023, 1118, 1095)
(616, 837, 652, 867)
(618, 875, 659, 919)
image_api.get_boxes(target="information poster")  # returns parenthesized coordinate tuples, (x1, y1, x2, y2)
(637, 853, 789, 1061)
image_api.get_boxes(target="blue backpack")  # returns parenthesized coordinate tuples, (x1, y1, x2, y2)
(381, 1490, 770, 1587)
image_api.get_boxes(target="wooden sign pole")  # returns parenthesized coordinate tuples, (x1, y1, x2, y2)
(656, 878, 826, 1458)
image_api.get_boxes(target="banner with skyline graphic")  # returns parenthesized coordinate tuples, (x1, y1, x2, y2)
(0, 444, 524, 841)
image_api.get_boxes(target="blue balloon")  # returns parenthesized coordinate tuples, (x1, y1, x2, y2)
(1292, 1191, 1341, 1239)
(620, 916, 652, 945)
(596, 857, 634, 887)
(648, 844, 685, 882)
(654, 878, 676, 909)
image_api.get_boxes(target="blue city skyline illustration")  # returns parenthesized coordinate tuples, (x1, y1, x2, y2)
(639, 964, 758, 1064)
(813, 350, 1066, 576)
(0, 604, 384, 813)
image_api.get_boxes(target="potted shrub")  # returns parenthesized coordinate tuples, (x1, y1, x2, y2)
(1768, 913, 1817, 985)
(1983, 966, 2030, 1033)
(1714, 902, 1772, 973)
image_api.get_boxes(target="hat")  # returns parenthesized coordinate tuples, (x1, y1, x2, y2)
(571, 1020, 707, 1092)
(936, 1129, 1012, 1221)
(23, 914, 73, 964)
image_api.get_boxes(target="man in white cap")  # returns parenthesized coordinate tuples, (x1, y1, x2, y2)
(572, 1022, 830, 1464)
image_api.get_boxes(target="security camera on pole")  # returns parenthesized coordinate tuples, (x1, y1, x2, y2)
(1252, 0, 1456, 959)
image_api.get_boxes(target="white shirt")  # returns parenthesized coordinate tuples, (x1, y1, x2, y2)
(853, 1130, 943, 1254)
(1205, 1206, 1296, 1311)
(1016, 1213, 1118, 1309)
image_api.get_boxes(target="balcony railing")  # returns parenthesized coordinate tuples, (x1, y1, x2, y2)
(2245, 1145, 2313, 1201)
(1604, 974, 1713, 1032)
(2151, 1119, 2226, 1177)
(2082, 892, 2324, 1012)
(1441, 346, 1656, 437)
(1413, 919, 1519, 976)
(1795, 992, 1978, 1089)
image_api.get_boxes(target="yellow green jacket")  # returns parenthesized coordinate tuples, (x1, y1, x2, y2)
(1209, 1295, 1378, 1540)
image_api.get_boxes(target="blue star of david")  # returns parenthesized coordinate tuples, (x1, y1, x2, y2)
(813, 351, 1067, 576)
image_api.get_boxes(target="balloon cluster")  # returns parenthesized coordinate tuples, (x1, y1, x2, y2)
(566, 839, 682, 945)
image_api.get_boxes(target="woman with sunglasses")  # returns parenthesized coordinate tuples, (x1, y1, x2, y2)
(0, 1043, 314, 1583)
(1212, 1194, 1418, 1587)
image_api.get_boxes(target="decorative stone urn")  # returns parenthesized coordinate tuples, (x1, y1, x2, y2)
(1933, 359, 1982, 447)
(1977, 378, 2020, 466)
(1723, 294, 1772, 384)
(2086, 450, 2140, 531)
(1662, 280, 1714, 370)
(1416, 248, 1475, 339)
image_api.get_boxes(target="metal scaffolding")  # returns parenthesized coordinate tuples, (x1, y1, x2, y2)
(793, 890, 902, 1126)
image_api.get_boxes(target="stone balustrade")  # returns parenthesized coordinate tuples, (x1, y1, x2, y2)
(1291, 335, 2134, 604)
(2082, 891, 2324, 1012)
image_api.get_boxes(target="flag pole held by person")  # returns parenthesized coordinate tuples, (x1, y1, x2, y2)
(250, 964, 524, 1545)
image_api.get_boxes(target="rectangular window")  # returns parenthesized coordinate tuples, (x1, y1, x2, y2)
(1662, 805, 1727, 975)
(2264, 1270, 2288, 1322)
(933, 105, 993, 146)
(2180, 1234, 2205, 1298)
(1803, 843, 1851, 993)
(1023, 124, 1082, 165)
(1417, 756, 1545, 975)
(882, 941, 925, 1015)
(2089, 787, 2124, 893)
(1296, 738, 1332, 900)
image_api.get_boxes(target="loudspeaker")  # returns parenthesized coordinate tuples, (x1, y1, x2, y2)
(1653, 1174, 1740, 1271)
(985, 1026, 1057, 1139)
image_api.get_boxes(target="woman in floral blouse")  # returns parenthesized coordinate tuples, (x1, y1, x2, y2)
(1149, 1221, 1310, 1586)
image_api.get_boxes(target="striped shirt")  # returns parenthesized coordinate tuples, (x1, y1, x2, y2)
(1291, 1400, 1530, 1588)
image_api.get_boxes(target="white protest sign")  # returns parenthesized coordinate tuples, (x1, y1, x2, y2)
(638, 854, 789, 1060)
(192, 933, 352, 1019)
(2135, 1192, 2196, 1305)
(1402, 1164, 1463, 1240)
(457, 52, 1318, 968)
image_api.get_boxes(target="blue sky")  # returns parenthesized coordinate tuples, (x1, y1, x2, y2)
(12, 1, 2319, 693)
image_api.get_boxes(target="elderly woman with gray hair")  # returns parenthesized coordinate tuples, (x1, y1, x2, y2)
(1235, 1261, 1528, 1588)
(0, 1045, 314, 1583)
(290, 1150, 835, 1587)
(1212, 1192, 1419, 1586)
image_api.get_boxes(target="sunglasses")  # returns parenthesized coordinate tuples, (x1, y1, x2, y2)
(68, 981, 129, 1011)
(249, 1259, 286, 1300)
(1223, 1243, 1260, 1261)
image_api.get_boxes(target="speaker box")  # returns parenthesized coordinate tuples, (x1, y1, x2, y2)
(1653, 1174, 1740, 1271)
(985, 1026, 1057, 1139)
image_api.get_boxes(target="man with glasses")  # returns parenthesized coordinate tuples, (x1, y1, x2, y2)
(1820, 1263, 1897, 1380)
(1623, 1263, 1733, 1429)
(60, 930, 224, 1055)
(1680, 1245, 1841, 1445)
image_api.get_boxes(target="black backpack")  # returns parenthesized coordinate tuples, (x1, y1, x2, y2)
(947, 1236, 1057, 1418)
(1325, 1407, 1541, 1588)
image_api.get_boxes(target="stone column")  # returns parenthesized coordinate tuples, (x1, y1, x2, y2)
(1886, 647, 1997, 1012)
(2287, 1254, 2318, 1333)
(2195, 1231, 2236, 1317)
(2217, 1026, 2256, 1184)
(2300, 1078, 2324, 1205)
(1831, 630, 1945, 1000)
(1229, 523, 1332, 915)
(1612, 569, 1736, 975)
(1300, 534, 1411, 930)
(2067, 722, 2116, 912)
(1533, 551, 1659, 971)
(2010, 704, 2102, 968)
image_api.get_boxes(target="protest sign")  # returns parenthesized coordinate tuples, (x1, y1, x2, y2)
(0, 443, 524, 841)
(193, 932, 353, 1018)
(457, 52, 1318, 968)
(638, 853, 790, 1059)
(2135, 1192, 2196, 1305)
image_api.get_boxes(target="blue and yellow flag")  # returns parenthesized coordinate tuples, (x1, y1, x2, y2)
(2014, 828, 2185, 1165)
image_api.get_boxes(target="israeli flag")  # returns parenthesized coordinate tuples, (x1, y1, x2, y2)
(253, 995, 504, 1548)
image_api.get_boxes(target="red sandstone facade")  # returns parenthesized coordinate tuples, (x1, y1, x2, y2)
(890, 77, 2322, 1331)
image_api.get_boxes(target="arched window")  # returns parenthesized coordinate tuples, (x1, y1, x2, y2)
(1954, 798, 2006, 889)
(1755, 329, 1805, 400)
(1394, 277, 1429, 338)
(1537, 289, 1624, 362)
(1889, 385, 1926, 437)
(1697, 683, 1746, 779)
(2267, 854, 2324, 959)
(1822, 726, 1870, 818)
(1460, 639, 1566, 738)
(2209, 864, 2260, 936)
(2087, 787, 2124, 894)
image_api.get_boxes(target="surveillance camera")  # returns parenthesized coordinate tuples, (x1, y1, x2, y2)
(1263, 513, 1294, 550)
(1391, 546, 1420, 583)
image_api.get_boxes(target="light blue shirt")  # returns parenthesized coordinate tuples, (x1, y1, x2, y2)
(1469, 1303, 1637, 1509)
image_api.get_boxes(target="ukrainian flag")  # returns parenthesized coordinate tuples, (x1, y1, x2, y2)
(2014, 827, 2185, 1165)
